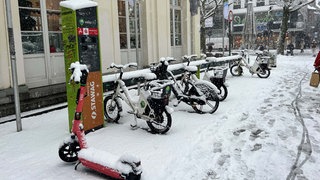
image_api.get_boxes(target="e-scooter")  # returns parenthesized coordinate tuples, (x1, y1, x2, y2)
(59, 61, 142, 179)
(230, 50, 271, 78)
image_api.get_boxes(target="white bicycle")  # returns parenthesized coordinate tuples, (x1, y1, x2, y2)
(104, 62, 174, 134)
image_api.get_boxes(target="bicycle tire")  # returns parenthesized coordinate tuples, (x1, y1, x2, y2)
(192, 82, 219, 114)
(218, 84, 228, 101)
(104, 95, 121, 122)
(257, 68, 271, 78)
(147, 110, 172, 134)
(230, 65, 243, 76)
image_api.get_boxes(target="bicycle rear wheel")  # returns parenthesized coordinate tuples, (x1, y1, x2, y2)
(147, 110, 172, 134)
(192, 82, 219, 114)
(218, 84, 228, 101)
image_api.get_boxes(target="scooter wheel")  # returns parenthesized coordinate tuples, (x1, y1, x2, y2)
(58, 142, 80, 162)
(125, 172, 141, 180)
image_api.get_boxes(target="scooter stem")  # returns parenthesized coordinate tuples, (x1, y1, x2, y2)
(72, 70, 89, 149)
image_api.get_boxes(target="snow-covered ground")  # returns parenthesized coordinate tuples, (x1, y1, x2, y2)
(1, 51, 320, 180)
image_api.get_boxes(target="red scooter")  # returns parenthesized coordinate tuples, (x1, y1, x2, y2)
(59, 62, 142, 179)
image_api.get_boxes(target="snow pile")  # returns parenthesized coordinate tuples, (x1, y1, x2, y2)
(60, 0, 97, 10)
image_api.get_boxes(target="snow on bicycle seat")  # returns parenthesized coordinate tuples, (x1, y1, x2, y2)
(205, 57, 218, 63)
(184, 65, 198, 73)
(142, 72, 157, 80)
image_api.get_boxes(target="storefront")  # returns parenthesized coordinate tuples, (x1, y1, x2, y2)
(1, 0, 200, 90)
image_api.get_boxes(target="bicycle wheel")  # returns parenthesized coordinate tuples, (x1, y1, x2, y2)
(257, 68, 270, 78)
(193, 82, 219, 114)
(147, 110, 172, 134)
(58, 141, 80, 162)
(230, 65, 243, 76)
(104, 95, 121, 122)
(218, 84, 228, 101)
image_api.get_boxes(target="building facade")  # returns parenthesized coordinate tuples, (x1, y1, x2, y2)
(0, 0, 200, 91)
(209, 0, 320, 49)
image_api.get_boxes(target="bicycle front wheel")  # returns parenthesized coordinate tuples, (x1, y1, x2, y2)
(230, 65, 243, 76)
(193, 83, 219, 114)
(104, 95, 121, 122)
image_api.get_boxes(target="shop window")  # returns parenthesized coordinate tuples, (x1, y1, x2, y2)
(256, 0, 265, 7)
(47, 0, 63, 53)
(170, 0, 182, 46)
(19, 0, 43, 54)
(269, 0, 276, 5)
(118, 0, 141, 49)
(19, 0, 63, 54)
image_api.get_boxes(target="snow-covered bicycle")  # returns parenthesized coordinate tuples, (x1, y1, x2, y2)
(183, 55, 228, 101)
(151, 57, 219, 114)
(104, 62, 174, 134)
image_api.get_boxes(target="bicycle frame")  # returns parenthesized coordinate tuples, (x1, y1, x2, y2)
(111, 78, 152, 119)
(105, 63, 174, 133)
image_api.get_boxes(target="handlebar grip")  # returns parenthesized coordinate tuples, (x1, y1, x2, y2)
(128, 63, 138, 68)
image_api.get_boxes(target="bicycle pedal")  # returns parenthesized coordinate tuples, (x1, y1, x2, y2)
(172, 100, 179, 107)
(130, 124, 139, 130)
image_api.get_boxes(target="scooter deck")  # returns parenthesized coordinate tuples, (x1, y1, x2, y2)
(78, 147, 126, 179)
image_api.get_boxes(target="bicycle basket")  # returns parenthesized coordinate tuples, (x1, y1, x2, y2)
(212, 67, 228, 83)
(150, 85, 172, 99)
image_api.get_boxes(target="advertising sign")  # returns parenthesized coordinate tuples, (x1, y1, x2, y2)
(61, 5, 104, 132)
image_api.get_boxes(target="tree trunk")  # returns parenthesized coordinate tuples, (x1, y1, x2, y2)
(277, 6, 290, 55)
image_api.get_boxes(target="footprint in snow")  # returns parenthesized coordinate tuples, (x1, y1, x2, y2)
(251, 144, 262, 151)
(233, 129, 246, 136)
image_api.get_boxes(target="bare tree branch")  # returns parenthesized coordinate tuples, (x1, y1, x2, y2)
(289, 0, 315, 12)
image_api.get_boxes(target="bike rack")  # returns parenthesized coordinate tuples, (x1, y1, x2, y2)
(102, 55, 242, 93)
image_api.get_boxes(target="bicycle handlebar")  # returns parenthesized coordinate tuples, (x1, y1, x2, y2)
(109, 62, 138, 70)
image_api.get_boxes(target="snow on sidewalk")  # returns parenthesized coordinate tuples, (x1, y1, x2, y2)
(0, 54, 319, 180)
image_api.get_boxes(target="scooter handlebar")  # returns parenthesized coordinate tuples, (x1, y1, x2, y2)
(69, 61, 89, 83)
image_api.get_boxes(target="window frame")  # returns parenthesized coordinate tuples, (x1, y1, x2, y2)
(117, 0, 141, 50)
(170, 0, 182, 47)
(19, 0, 63, 55)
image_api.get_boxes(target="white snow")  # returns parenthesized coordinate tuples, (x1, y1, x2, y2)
(1, 50, 320, 179)
(60, 0, 97, 10)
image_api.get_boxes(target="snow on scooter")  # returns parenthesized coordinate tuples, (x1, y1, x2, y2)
(59, 61, 142, 180)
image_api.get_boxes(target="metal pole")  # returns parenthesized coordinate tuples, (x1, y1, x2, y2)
(229, 21, 231, 56)
(5, 0, 22, 132)
(222, 17, 225, 55)
(134, 0, 139, 68)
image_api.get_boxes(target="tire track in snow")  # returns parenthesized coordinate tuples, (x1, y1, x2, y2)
(286, 73, 313, 180)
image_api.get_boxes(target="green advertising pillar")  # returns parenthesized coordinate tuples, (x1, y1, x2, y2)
(60, 0, 104, 132)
